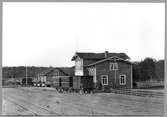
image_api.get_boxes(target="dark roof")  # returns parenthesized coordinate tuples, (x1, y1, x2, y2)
(39, 67, 74, 76)
(56, 67, 74, 76)
(38, 68, 54, 76)
(86, 56, 132, 67)
(72, 52, 130, 60)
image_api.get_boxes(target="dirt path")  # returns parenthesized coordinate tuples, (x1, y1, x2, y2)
(2, 87, 164, 116)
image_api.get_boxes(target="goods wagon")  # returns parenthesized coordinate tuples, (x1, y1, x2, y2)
(22, 78, 33, 86)
(80, 76, 94, 93)
(52, 77, 73, 89)
(72, 76, 94, 92)
(51, 76, 94, 92)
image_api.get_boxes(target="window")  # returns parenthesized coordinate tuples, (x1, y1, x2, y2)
(87, 67, 95, 76)
(101, 75, 108, 85)
(110, 62, 118, 70)
(119, 75, 126, 85)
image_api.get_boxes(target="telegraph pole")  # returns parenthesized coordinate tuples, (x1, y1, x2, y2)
(114, 68, 116, 88)
(26, 66, 27, 87)
(114, 58, 116, 89)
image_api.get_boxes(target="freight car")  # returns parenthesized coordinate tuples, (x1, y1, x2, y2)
(52, 76, 73, 91)
(21, 78, 33, 86)
(52, 76, 94, 93)
(80, 76, 94, 93)
(71, 76, 94, 93)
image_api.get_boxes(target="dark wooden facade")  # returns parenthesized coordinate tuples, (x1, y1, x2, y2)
(89, 59, 132, 89)
(45, 67, 74, 89)
(72, 51, 132, 90)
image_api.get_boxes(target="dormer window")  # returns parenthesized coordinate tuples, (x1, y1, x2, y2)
(110, 62, 118, 70)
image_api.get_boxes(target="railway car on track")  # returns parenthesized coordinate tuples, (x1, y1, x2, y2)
(39, 67, 94, 92)
(22, 78, 33, 86)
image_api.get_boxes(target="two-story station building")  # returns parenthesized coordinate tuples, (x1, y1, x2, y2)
(71, 51, 132, 91)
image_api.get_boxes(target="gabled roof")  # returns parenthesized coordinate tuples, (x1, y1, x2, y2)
(38, 68, 54, 76)
(85, 56, 132, 67)
(39, 67, 74, 76)
(71, 52, 130, 61)
(56, 67, 74, 76)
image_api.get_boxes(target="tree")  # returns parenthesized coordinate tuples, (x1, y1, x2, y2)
(132, 62, 141, 82)
(2, 66, 49, 79)
(139, 58, 156, 81)
(155, 60, 164, 81)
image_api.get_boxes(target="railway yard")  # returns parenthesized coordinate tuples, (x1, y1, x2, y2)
(2, 87, 164, 116)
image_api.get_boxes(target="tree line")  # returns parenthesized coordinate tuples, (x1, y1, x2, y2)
(2, 57, 164, 83)
(132, 58, 164, 82)
(2, 66, 49, 79)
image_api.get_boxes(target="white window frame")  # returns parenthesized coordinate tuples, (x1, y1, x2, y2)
(87, 67, 95, 76)
(101, 75, 108, 85)
(119, 75, 126, 85)
(109, 62, 118, 71)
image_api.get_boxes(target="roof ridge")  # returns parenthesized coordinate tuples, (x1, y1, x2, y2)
(72, 52, 130, 61)
(56, 67, 69, 76)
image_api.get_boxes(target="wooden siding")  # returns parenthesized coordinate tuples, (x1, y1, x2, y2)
(83, 59, 99, 66)
(45, 68, 73, 88)
(83, 59, 99, 76)
(95, 60, 132, 89)
(47, 69, 66, 77)
(73, 76, 81, 90)
(51, 76, 72, 88)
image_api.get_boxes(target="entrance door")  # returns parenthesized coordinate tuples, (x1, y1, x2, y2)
(69, 77, 73, 87)
(59, 78, 62, 87)
(81, 76, 94, 90)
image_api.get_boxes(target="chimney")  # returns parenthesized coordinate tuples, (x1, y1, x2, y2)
(104, 51, 109, 58)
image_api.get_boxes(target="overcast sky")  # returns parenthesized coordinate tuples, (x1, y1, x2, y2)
(3, 3, 165, 67)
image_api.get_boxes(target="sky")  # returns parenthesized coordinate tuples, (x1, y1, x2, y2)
(3, 3, 165, 67)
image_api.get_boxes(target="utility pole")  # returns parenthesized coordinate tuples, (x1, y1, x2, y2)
(114, 58, 117, 89)
(26, 66, 27, 87)
(114, 68, 116, 88)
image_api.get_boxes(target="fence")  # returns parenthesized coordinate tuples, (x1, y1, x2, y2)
(110, 88, 164, 97)
(136, 80, 164, 89)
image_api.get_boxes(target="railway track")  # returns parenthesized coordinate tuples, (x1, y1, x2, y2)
(3, 87, 164, 115)
(4, 96, 39, 115)
(18, 87, 163, 105)
(18, 87, 164, 98)
(4, 93, 60, 115)
(15, 88, 120, 115)
(16, 88, 107, 115)
(16, 88, 154, 115)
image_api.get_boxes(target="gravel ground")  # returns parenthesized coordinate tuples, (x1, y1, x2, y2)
(2, 87, 164, 116)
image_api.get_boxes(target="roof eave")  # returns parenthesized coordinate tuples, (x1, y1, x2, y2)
(85, 56, 132, 67)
